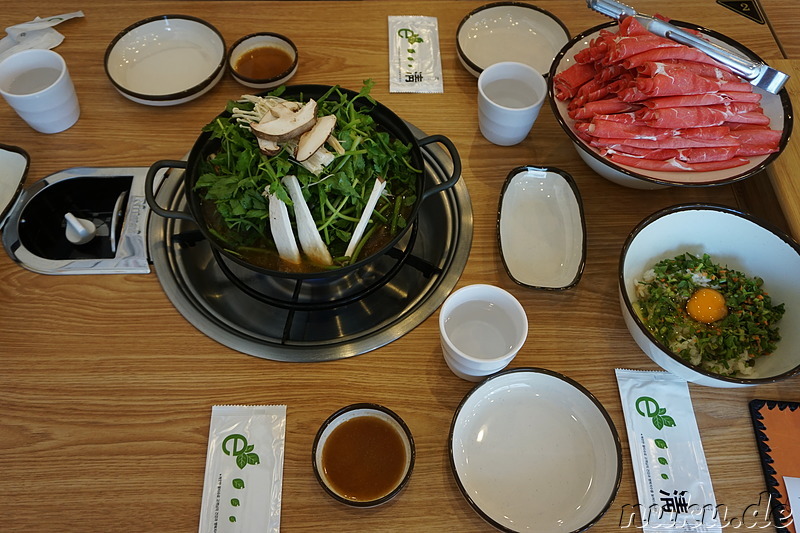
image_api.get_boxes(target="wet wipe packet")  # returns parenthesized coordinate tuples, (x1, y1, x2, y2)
(388, 16, 443, 93)
(199, 405, 287, 533)
(615, 369, 722, 533)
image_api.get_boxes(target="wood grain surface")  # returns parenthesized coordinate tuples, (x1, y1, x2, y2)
(0, 2, 798, 532)
(766, 59, 800, 241)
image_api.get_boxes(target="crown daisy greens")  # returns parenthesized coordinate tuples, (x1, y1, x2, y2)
(195, 80, 420, 270)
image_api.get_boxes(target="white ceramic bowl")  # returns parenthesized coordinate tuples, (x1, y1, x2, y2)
(439, 284, 528, 381)
(497, 166, 586, 289)
(620, 204, 800, 387)
(457, 2, 569, 78)
(228, 32, 298, 90)
(104, 15, 226, 106)
(450, 367, 621, 532)
(312, 403, 414, 507)
(548, 21, 793, 189)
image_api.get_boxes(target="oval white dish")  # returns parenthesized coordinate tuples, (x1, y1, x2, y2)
(497, 166, 586, 289)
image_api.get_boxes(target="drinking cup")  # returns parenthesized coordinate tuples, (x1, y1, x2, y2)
(439, 284, 528, 381)
(477, 61, 546, 146)
(0, 49, 80, 134)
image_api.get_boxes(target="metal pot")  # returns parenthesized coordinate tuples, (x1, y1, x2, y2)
(145, 85, 461, 281)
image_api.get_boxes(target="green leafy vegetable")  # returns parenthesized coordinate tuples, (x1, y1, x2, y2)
(194, 80, 420, 269)
(634, 252, 785, 376)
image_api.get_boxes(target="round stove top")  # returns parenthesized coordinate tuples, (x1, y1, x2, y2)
(148, 124, 472, 362)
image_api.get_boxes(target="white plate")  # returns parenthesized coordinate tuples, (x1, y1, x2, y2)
(0, 143, 28, 222)
(548, 21, 792, 189)
(457, 2, 569, 77)
(498, 166, 585, 289)
(449, 368, 621, 532)
(104, 15, 226, 106)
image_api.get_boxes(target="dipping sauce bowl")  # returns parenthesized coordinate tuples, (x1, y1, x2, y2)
(312, 403, 415, 507)
(228, 32, 298, 89)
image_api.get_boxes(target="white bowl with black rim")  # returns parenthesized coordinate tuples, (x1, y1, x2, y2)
(104, 15, 226, 106)
(449, 367, 621, 532)
(548, 21, 793, 189)
(620, 204, 800, 387)
(497, 166, 586, 290)
(457, 1, 569, 78)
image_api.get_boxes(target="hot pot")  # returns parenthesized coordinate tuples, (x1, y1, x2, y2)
(145, 84, 462, 280)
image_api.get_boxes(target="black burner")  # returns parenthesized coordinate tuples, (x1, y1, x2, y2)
(148, 126, 472, 362)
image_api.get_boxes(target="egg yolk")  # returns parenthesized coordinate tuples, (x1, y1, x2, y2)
(686, 288, 728, 323)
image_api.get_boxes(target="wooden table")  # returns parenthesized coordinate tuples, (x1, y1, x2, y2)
(1, 2, 797, 531)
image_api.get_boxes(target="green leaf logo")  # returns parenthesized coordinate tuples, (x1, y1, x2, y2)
(635, 396, 678, 431)
(222, 434, 261, 470)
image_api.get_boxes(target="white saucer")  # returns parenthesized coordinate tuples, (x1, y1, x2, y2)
(449, 368, 621, 532)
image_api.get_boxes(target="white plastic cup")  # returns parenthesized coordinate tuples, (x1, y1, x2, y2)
(0, 49, 80, 134)
(439, 284, 528, 381)
(477, 61, 546, 146)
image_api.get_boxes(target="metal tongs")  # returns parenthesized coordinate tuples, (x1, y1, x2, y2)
(586, 0, 789, 94)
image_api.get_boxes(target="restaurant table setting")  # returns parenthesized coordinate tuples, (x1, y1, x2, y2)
(1, 1, 800, 532)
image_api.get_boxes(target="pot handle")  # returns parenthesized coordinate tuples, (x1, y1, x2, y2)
(417, 135, 462, 202)
(145, 159, 195, 222)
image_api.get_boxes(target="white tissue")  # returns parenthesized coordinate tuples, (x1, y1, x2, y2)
(0, 11, 84, 63)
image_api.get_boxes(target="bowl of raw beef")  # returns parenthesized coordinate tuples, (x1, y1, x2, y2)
(548, 19, 793, 189)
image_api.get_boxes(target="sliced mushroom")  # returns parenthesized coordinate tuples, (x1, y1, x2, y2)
(295, 115, 337, 162)
(267, 101, 299, 119)
(251, 100, 318, 142)
(282, 174, 333, 266)
(256, 136, 281, 156)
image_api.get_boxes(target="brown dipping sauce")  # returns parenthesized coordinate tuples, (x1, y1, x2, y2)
(321, 415, 408, 502)
(234, 46, 294, 80)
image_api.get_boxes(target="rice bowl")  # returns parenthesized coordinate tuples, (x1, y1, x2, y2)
(619, 203, 800, 387)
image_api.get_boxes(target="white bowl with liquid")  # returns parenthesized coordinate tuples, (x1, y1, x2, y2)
(439, 284, 528, 381)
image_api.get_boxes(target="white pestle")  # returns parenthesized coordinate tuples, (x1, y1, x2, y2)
(64, 212, 96, 245)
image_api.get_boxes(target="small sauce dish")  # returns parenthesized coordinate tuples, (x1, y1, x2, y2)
(312, 403, 414, 507)
(228, 32, 298, 89)
(497, 166, 586, 290)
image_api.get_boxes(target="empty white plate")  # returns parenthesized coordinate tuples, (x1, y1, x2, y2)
(104, 15, 226, 106)
(457, 2, 570, 77)
(449, 368, 621, 532)
(0, 143, 28, 221)
(498, 166, 586, 289)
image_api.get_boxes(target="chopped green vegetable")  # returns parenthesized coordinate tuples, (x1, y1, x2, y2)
(634, 252, 785, 376)
(194, 80, 420, 269)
